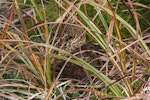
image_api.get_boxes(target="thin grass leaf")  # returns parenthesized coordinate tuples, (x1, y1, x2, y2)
(29, 0, 43, 21)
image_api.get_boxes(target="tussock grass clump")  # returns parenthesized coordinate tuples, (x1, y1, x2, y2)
(0, 0, 149, 99)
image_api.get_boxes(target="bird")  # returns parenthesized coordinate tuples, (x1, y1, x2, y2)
(51, 23, 87, 79)
(52, 24, 86, 53)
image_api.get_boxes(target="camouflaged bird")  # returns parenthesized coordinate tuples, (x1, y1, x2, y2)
(52, 24, 86, 54)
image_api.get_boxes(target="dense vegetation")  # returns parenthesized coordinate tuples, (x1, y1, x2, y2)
(0, 0, 150, 99)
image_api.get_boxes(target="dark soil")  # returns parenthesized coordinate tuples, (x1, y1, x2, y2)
(54, 42, 105, 80)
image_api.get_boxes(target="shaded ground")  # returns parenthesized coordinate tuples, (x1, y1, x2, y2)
(54, 41, 107, 79)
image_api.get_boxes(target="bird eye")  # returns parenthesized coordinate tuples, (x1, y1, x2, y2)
(69, 36, 73, 39)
